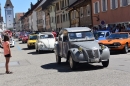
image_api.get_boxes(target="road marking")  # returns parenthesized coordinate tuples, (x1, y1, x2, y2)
(16, 45, 21, 50)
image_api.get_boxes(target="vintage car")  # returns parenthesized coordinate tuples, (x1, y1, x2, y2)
(94, 30, 111, 41)
(35, 32, 55, 53)
(27, 34, 37, 49)
(54, 27, 110, 70)
(99, 32, 130, 53)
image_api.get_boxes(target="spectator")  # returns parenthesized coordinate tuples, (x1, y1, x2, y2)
(3, 35, 13, 74)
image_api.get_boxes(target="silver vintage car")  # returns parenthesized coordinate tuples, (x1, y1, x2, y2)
(54, 27, 110, 70)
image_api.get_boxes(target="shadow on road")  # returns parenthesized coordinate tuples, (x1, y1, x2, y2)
(19, 43, 26, 44)
(110, 51, 129, 55)
(22, 48, 35, 50)
(0, 73, 5, 75)
(28, 51, 54, 55)
(41, 62, 104, 72)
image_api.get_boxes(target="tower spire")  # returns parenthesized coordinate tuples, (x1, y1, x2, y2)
(4, 0, 14, 8)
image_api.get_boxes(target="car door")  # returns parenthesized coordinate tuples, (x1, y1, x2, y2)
(62, 33, 69, 58)
(58, 33, 63, 57)
(47, 34, 55, 49)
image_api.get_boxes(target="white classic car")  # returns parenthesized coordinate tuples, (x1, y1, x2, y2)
(35, 32, 56, 53)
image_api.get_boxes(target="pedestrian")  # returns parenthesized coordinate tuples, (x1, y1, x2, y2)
(3, 35, 13, 74)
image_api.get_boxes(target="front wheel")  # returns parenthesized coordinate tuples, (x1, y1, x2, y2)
(69, 55, 76, 70)
(56, 55, 61, 64)
(102, 59, 109, 67)
(123, 44, 128, 53)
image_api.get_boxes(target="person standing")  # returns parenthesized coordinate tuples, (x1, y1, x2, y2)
(3, 35, 13, 74)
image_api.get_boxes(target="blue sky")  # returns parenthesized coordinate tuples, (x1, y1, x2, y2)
(0, 0, 37, 22)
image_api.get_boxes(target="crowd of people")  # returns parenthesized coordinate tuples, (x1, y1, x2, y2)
(92, 23, 130, 33)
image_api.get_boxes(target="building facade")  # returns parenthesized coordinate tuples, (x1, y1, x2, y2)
(4, 0, 14, 30)
(68, 0, 92, 27)
(92, 0, 130, 27)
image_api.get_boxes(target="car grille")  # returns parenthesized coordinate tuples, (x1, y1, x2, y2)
(86, 50, 99, 58)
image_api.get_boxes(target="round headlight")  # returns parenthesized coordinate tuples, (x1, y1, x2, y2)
(100, 44, 106, 49)
(78, 46, 83, 52)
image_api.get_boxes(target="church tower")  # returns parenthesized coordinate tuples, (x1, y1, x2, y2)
(4, 0, 14, 30)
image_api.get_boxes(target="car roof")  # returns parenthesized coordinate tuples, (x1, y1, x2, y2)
(63, 27, 91, 32)
(97, 30, 110, 32)
(39, 32, 52, 34)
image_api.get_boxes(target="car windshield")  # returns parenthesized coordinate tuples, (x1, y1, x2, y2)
(108, 33, 128, 39)
(94, 32, 105, 38)
(40, 34, 53, 39)
(29, 35, 37, 40)
(69, 31, 94, 41)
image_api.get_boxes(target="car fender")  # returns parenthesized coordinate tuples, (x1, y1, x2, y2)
(67, 48, 79, 62)
(100, 47, 110, 60)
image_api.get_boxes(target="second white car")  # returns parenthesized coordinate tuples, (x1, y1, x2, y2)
(35, 32, 55, 53)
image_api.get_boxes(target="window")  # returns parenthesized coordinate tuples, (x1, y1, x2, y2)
(80, 7, 83, 18)
(57, 15, 60, 23)
(93, 1, 100, 14)
(110, 0, 118, 9)
(56, 2, 59, 11)
(63, 14, 65, 22)
(7, 10, 11, 15)
(120, 0, 130, 7)
(87, 5, 91, 16)
(101, 0, 108, 12)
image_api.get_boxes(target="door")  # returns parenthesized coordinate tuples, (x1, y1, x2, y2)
(58, 34, 63, 56)
(62, 35, 69, 58)
(48, 34, 55, 48)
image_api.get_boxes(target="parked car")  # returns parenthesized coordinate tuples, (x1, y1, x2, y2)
(35, 32, 55, 53)
(94, 30, 111, 42)
(99, 32, 130, 53)
(0, 37, 15, 48)
(27, 34, 37, 49)
(9, 37, 15, 47)
(54, 27, 110, 70)
(22, 35, 28, 43)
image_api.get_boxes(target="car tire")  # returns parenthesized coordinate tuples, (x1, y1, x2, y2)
(38, 50, 42, 54)
(69, 55, 76, 70)
(56, 55, 61, 64)
(123, 44, 128, 53)
(102, 59, 109, 67)
(28, 46, 31, 49)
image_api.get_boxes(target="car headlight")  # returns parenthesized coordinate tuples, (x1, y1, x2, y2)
(78, 46, 83, 52)
(100, 44, 106, 50)
(113, 42, 121, 46)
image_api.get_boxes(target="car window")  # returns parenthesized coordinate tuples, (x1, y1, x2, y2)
(29, 35, 37, 40)
(40, 34, 53, 39)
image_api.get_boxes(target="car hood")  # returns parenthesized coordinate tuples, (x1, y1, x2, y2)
(99, 39, 128, 44)
(28, 40, 36, 43)
(72, 41, 99, 50)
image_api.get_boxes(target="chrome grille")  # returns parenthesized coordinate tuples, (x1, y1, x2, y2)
(86, 50, 99, 58)
(87, 50, 94, 58)
(93, 50, 99, 58)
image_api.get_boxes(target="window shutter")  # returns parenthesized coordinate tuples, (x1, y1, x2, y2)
(120, 0, 122, 7)
(98, 1, 100, 13)
(105, 0, 108, 11)
(93, 3, 95, 14)
(110, 0, 112, 9)
(116, 0, 118, 8)
(128, 0, 130, 5)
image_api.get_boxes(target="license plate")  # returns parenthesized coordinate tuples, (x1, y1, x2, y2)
(91, 58, 99, 62)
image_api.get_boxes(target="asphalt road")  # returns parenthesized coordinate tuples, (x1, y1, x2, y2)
(0, 40, 130, 86)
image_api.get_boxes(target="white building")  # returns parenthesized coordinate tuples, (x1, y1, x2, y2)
(4, 0, 14, 30)
(32, 11, 37, 31)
